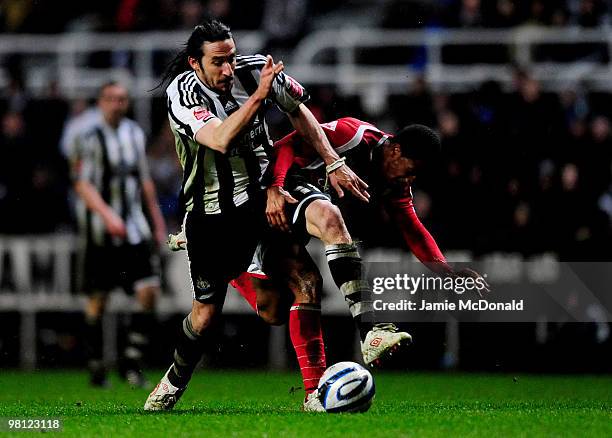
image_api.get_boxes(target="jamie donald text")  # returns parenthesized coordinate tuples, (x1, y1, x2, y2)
(373, 299, 524, 312)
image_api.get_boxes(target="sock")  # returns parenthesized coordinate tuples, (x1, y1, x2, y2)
(230, 272, 258, 313)
(289, 303, 326, 396)
(325, 243, 374, 341)
(122, 311, 155, 375)
(85, 314, 104, 373)
(167, 313, 206, 388)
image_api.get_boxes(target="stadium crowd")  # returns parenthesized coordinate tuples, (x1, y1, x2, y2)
(1, 66, 611, 261)
(0, 0, 611, 261)
(1, 0, 611, 33)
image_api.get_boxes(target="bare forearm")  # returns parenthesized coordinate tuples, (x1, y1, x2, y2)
(289, 104, 338, 165)
(142, 180, 167, 234)
(74, 180, 114, 219)
(196, 94, 264, 153)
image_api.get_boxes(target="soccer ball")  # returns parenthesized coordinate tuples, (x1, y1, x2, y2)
(317, 361, 375, 413)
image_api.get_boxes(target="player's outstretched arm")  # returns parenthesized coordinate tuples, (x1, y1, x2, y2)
(388, 196, 490, 292)
(195, 55, 284, 153)
(287, 104, 370, 202)
(387, 196, 452, 275)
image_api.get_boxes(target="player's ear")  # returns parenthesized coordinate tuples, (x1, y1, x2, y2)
(390, 143, 402, 158)
(188, 56, 201, 72)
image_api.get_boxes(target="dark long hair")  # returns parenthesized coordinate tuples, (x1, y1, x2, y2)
(153, 19, 232, 91)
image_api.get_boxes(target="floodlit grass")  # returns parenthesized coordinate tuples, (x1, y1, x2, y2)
(0, 370, 610, 437)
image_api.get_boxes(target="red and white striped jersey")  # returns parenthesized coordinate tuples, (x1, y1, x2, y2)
(275, 117, 391, 171)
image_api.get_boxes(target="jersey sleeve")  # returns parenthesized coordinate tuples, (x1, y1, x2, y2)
(271, 131, 299, 187)
(246, 59, 310, 114)
(166, 76, 218, 140)
(386, 195, 453, 276)
(271, 71, 310, 113)
(70, 131, 97, 183)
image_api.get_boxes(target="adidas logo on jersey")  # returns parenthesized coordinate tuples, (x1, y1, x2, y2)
(224, 100, 238, 113)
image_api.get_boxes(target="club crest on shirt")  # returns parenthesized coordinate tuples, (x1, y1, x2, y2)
(195, 275, 211, 292)
(193, 107, 211, 121)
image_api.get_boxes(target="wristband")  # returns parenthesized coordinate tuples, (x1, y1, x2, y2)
(325, 157, 346, 174)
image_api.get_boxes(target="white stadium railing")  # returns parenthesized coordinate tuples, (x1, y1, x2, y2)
(2, 27, 612, 133)
(0, 234, 476, 368)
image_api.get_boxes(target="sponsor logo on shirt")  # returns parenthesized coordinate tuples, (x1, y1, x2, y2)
(193, 107, 211, 121)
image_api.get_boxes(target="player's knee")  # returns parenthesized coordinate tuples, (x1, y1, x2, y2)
(86, 293, 107, 318)
(256, 294, 289, 326)
(189, 302, 217, 334)
(258, 307, 288, 326)
(312, 201, 349, 243)
(136, 285, 158, 312)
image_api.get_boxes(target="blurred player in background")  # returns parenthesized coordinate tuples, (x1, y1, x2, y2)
(144, 19, 373, 413)
(70, 82, 167, 387)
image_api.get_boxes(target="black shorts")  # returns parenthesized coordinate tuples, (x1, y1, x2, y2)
(185, 197, 268, 304)
(284, 173, 331, 241)
(80, 242, 160, 295)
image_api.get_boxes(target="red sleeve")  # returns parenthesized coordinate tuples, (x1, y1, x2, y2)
(271, 133, 298, 187)
(387, 196, 453, 276)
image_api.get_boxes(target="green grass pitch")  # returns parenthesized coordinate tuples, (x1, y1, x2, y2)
(0, 370, 610, 437)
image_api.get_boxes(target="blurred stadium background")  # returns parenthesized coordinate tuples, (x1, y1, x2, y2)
(0, 0, 611, 375)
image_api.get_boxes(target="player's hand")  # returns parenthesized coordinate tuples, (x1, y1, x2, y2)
(328, 163, 370, 202)
(154, 226, 168, 248)
(255, 55, 284, 101)
(102, 210, 127, 238)
(266, 185, 297, 232)
(453, 268, 491, 296)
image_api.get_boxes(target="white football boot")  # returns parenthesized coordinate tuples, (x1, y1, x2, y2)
(303, 391, 325, 413)
(143, 366, 186, 411)
(167, 227, 187, 251)
(361, 323, 412, 368)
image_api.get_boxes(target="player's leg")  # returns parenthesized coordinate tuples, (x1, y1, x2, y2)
(144, 298, 222, 411)
(121, 281, 158, 387)
(84, 291, 109, 386)
(262, 240, 327, 410)
(146, 202, 263, 411)
(145, 215, 227, 411)
(238, 275, 292, 326)
(168, 299, 221, 388)
(231, 238, 326, 412)
(80, 244, 114, 387)
(304, 198, 412, 367)
(121, 245, 161, 387)
(282, 178, 374, 336)
(304, 199, 373, 334)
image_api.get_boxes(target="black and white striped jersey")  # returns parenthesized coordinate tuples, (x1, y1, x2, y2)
(166, 54, 309, 215)
(71, 118, 153, 247)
